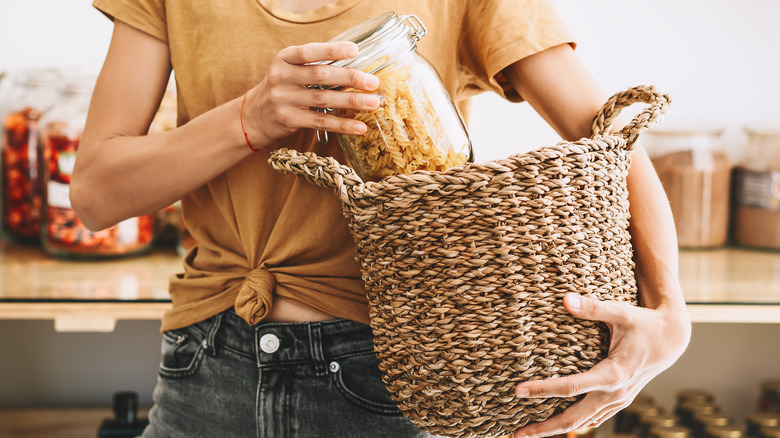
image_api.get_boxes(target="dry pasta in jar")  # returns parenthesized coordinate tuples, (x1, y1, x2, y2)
(312, 12, 472, 182)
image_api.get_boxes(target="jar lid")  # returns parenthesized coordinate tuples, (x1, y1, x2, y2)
(626, 403, 663, 415)
(62, 74, 96, 95)
(15, 68, 62, 88)
(646, 126, 724, 137)
(680, 400, 719, 413)
(634, 394, 656, 405)
(746, 412, 780, 427)
(329, 11, 399, 45)
(650, 426, 691, 438)
(317, 12, 426, 75)
(676, 389, 716, 404)
(705, 425, 745, 438)
(761, 379, 780, 392)
(762, 426, 780, 438)
(694, 413, 731, 427)
(744, 126, 780, 137)
(641, 413, 678, 428)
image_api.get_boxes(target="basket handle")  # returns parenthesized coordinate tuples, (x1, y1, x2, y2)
(268, 148, 364, 204)
(591, 85, 671, 150)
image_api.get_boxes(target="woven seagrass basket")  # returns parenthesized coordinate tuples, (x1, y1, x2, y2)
(269, 86, 670, 438)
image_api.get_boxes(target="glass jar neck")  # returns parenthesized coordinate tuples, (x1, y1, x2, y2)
(321, 12, 427, 76)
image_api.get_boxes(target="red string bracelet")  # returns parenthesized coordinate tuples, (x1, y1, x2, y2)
(240, 90, 261, 152)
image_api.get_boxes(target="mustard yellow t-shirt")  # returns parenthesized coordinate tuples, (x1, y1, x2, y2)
(92, 0, 575, 331)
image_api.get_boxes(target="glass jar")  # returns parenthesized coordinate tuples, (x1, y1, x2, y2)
(640, 414, 679, 438)
(39, 75, 155, 259)
(649, 426, 691, 438)
(732, 128, 780, 249)
(693, 413, 731, 438)
(1, 69, 61, 241)
(763, 426, 780, 438)
(615, 401, 663, 435)
(675, 389, 716, 415)
(644, 128, 731, 248)
(746, 413, 780, 438)
(759, 379, 780, 413)
(704, 425, 745, 438)
(313, 12, 472, 182)
(677, 400, 719, 431)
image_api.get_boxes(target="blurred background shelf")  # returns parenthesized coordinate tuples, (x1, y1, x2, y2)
(1, 241, 778, 329)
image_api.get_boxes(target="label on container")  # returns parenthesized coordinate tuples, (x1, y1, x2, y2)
(47, 181, 71, 209)
(57, 152, 77, 176)
(732, 167, 780, 211)
(116, 217, 139, 246)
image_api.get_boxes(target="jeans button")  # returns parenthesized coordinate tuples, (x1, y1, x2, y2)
(259, 333, 280, 353)
(329, 361, 340, 373)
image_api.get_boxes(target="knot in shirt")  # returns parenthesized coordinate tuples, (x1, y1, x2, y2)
(234, 267, 276, 326)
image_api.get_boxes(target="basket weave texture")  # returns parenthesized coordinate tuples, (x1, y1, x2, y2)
(269, 86, 670, 438)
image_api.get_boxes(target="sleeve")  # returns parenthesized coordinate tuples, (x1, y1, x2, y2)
(458, 0, 576, 102)
(92, 0, 167, 43)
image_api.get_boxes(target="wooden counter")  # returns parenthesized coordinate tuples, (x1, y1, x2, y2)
(0, 240, 177, 331)
(1, 240, 779, 330)
(679, 247, 780, 323)
(0, 407, 150, 438)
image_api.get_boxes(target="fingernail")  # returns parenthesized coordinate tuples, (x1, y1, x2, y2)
(365, 74, 379, 89)
(516, 387, 530, 397)
(352, 121, 367, 134)
(515, 433, 529, 438)
(341, 43, 358, 58)
(364, 94, 380, 108)
(566, 293, 582, 311)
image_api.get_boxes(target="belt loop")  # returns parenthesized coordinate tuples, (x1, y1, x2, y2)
(203, 312, 224, 357)
(308, 323, 327, 376)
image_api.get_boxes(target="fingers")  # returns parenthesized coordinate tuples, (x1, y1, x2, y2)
(290, 87, 380, 111)
(290, 64, 379, 90)
(289, 109, 369, 136)
(280, 41, 359, 65)
(513, 394, 626, 438)
(276, 43, 379, 91)
(248, 42, 381, 143)
(515, 358, 626, 398)
(563, 292, 634, 327)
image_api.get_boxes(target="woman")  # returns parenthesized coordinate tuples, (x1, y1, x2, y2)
(71, 0, 691, 436)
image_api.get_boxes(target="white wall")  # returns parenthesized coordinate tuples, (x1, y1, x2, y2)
(1, 0, 779, 423)
(470, 0, 780, 162)
(3, 0, 780, 157)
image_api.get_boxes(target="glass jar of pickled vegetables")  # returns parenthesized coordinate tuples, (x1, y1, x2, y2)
(1, 69, 61, 241)
(40, 75, 156, 259)
(313, 12, 472, 182)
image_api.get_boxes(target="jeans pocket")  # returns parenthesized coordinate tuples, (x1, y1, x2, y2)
(331, 350, 402, 416)
(158, 327, 206, 379)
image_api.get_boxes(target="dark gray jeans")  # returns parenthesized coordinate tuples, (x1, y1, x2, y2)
(141, 309, 430, 438)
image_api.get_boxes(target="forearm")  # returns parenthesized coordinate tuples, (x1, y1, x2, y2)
(626, 145, 686, 310)
(505, 44, 686, 310)
(72, 97, 250, 230)
(72, 20, 380, 231)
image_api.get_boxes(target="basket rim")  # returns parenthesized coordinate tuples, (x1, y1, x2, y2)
(355, 133, 629, 194)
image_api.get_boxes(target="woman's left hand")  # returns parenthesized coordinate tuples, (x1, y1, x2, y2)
(513, 291, 691, 438)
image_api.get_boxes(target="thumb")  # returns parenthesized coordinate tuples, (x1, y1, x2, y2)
(563, 292, 631, 325)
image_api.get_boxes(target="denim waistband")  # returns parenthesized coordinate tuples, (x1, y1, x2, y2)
(204, 309, 375, 370)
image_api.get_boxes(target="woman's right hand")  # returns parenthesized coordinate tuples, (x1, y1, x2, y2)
(242, 41, 381, 148)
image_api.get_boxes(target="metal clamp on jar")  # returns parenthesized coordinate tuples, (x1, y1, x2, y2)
(310, 12, 473, 182)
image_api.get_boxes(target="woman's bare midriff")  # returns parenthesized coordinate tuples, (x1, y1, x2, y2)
(264, 295, 337, 322)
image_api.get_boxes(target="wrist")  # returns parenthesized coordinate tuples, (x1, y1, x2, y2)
(240, 89, 263, 152)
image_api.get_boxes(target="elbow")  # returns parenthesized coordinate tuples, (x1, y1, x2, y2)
(69, 173, 115, 231)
